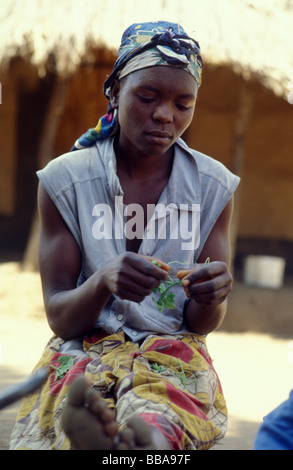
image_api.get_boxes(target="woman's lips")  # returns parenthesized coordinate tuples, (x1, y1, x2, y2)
(145, 130, 172, 144)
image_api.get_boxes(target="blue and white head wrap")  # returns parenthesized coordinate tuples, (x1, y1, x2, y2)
(72, 21, 203, 151)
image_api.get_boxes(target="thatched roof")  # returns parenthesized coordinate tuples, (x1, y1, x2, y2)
(1, 0, 293, 99)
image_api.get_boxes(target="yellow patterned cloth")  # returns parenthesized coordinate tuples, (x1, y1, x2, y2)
(10, 330, 227, 450)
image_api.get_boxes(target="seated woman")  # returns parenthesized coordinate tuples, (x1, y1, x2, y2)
(10, 21, 239, 451)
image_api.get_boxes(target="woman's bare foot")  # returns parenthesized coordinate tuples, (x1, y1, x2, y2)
(61, 375, 170, 450)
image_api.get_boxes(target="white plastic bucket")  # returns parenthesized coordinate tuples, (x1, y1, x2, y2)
(243, 255, 286, 289)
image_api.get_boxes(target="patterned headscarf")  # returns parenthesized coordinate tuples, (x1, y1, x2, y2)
(72, 21, 203, 151)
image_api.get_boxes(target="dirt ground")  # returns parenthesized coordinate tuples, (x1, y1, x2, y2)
(1, 261, 293, 451)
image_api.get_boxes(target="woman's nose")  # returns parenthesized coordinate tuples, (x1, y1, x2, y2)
(152, 102, 173, 123)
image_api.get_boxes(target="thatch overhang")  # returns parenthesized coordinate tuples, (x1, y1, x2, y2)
(1, 0, 293, 100)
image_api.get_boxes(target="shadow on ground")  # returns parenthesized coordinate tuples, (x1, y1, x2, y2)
(214, 416, 260, 450)
(0, 366, 29, 450)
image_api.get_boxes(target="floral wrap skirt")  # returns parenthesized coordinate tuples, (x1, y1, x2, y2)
(10, 329, 227, 450)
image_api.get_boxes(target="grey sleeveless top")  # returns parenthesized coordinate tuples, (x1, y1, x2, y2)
(37, 137, 239, 341)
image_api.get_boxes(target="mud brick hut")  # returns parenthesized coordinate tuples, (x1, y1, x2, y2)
(1, 0, 293, 278)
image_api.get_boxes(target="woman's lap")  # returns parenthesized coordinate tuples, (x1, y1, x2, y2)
(10, 330, 227, 450)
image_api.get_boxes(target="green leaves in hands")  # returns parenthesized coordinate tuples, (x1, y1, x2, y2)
(151, 258, 210, 313)
(152, 278, 182, 312)
(151, 260, 181, 312)
(152, 288, 177, 312)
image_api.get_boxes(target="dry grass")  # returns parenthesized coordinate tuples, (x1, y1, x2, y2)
(1, 0, 293, 98)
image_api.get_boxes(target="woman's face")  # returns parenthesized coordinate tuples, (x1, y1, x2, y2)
(110, 66, 198, 159)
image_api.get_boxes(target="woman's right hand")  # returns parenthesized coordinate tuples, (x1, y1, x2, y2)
(100, 253, 170, 304)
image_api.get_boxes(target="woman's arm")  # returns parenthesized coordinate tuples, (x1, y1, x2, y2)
(182, 196, 235, 335)
(38, 182, 112, 339)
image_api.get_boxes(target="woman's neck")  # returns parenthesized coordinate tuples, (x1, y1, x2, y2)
(114, 138, 174, 181)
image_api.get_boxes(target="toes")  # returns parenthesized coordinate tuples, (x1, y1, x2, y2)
(115, 416, 157, 450)
(66, 375, 92, 407)
(126, 416, 171, 450)
(87, 392, 112, 419)
(127, 415, 153, 447)
(119, 427, 135, 448)
(104, 420, 119, 438)
(86, 389, 117, 426)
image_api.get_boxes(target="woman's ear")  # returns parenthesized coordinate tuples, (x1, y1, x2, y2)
(110, 80, 120, 109)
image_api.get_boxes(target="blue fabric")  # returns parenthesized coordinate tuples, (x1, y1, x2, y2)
(254, 390, 293, 450)
(103, 21, 203, 97)
(71, 111, 117, 151)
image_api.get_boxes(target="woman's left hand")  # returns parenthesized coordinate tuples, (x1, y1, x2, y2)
(177, 261, 233, 306)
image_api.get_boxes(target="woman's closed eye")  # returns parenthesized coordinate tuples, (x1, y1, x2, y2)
(137, 94, 156, 103)
(175, 103, 191, 111)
